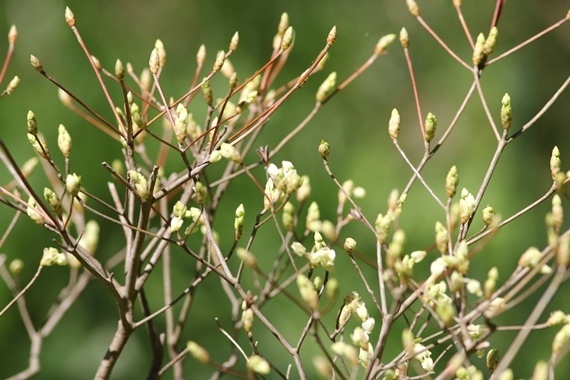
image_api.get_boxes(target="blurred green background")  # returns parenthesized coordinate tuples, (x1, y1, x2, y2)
(0, 0, 569, 378)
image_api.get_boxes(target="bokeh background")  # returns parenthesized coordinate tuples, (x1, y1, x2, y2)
(0, 0, 569, 378)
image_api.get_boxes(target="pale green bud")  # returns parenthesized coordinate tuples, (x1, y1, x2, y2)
(57, 124, 72, 157)
(291, 242, 307, 257)
(459, 188, 476, 224)
(344, 237, 357, 254)
(424, 112, 437, 142)
(281, 26, 295, 50)
(318, 140, 330, 158)
(186, 341, 210, 364)
(435, 221, 449, 254)
(312, 356, 332, 378)
(41, 247, 67, 267)
(30, 55, 43, 72)
(27, 110, 38, 135)
(388, 108, 400, 139)
(547, 310, 568, 326)
(375, 33, 397, 55)
(297, 274, 319, 310)
(27, 133, 49, 160)
(148, 48, 159, 74)
(43, 187, 62, 216)
(6, 75, 20, 95)
(282, 202, 294, 232)
(550, 146, 561, 180)
(65, 173, 81, 197)
(236, 248, 257, 269)
(316, 72, 337, 103)
(241, 307, 254, 333)
(234, 203, 245, 240)
(79, 220, 100, 254)
(557, 235, 570, 268)
(128, 170, 148, 200)
(229, 31, 239, 52)
(296, 175, 311, 202)
(473, 33, 486, 66)
(26, 196, 44, 224)
(445, 166, 459, 198)
(484, 27, 498, 55)
(306, 201, 321, 232)
(406, 0, 420, 16)
(399, 28, 409, 48)
(9, 259, 24, 276)
(375, 213, 392, 244)
(482, 206, 495, 226)
(501, 93, 512, 130)
(531, 361, 549, 380)
(213, 50, 225, 72)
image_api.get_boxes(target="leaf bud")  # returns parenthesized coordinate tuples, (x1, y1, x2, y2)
(459, 188, 476, 224)
(406, 0, 420, 16)
(27, 110, 38, 135)
(344, 237, 357, 254)
(186, 341, 210, 364)
(44, 187, 62, 216)
(6, 75, 20, 95)
(316, 71, 337, 103)
(65, 7, 75, 27)
(500, 93, 512, 130)
(247, 355, 270, 375)
(550, 146, 561, 180)
(234, 203, 245, 240)
(8, 25, 17, 44)
(9, 259, 24, 276)
(484, 27, 498, 55)
(281, 26, 295, 50)
(115, 59, 124, 79)
(445, 166, 459, 198)
(318, 140, 330, 158)
(297, 274, 319, 310)
(30, 55, 43, 72)
(57, 124, 72, 158)
(473, 33, 486, 67)
(66, 173, 82, 197)
(129, 170, 148, 200)
(148, 48, 159, 74)
(327, 26, 337, 46)
(388, 108, 400, 139)
(399, 27, 409, 48)
(424, 112, 437, 142)
(213, 50, 225, 72)
(375, 33, 396, 55)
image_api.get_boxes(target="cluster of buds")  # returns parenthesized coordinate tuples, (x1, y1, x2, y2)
(267, 161, 303, 195)
(394, 249, 426, 283)
(296, 273, 319, 310)
(413, 343, 435, 373)
(291, 232, 336, 272)
(519, 246, 551, 274)
(40, 247, 68, 267)
(336, 292, 375, 367)
(473, 27, 499, 67)
(375, 213, 392, 244)
(169, 201, 205, 235)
